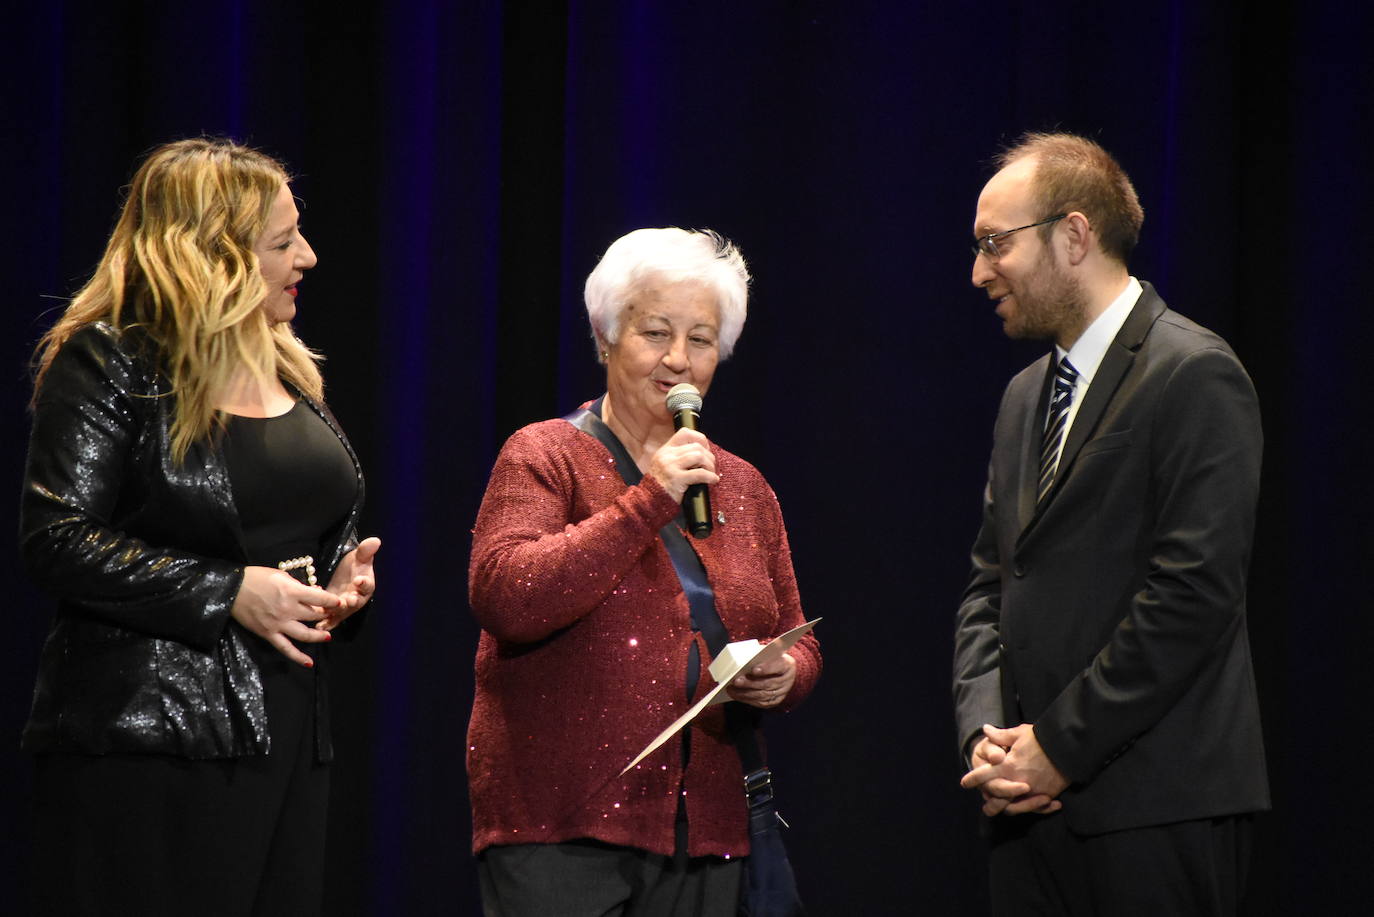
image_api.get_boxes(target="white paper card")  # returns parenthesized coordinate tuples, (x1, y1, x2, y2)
(619, 618, 820, 776)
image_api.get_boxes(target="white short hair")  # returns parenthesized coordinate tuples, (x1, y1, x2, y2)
(584, 227, 750, 359)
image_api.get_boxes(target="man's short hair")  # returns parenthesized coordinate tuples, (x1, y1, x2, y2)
(999, 133, 1145, 265)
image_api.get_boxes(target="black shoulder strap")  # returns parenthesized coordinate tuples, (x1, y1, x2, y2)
(565, 399, 641, 483)
(563, 400, 765, 773)
(564, 400, 730, 655)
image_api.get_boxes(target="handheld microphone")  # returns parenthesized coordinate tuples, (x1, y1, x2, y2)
(665, 383, 712, 539)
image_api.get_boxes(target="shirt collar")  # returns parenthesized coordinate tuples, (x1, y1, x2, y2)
(1054, 276, 1142, 385)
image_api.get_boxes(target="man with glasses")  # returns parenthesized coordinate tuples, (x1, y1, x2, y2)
(952, 133, 1267, 915)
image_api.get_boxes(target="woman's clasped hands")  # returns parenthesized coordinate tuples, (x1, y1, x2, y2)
(230, 536, 381, 666)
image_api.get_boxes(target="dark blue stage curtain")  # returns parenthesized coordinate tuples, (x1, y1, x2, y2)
(2, 2, 1370, 913)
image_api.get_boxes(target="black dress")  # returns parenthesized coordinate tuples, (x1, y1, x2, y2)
(32, 400, 357, 917)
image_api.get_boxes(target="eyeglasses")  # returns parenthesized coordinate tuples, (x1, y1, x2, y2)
(971, 214, 1066, 259)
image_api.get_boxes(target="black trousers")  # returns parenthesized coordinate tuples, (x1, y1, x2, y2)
(988, 811, 1254, 917)
(479, 838, 743, 917)
(30, 650, 327, 917)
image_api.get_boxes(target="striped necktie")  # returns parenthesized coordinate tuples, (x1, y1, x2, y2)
(1037, 357, 1079, 503)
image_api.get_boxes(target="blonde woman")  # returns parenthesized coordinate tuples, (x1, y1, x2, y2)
(20, 138, 379, 916)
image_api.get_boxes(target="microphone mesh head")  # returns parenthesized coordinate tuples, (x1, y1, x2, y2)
(665, 383, 703, 414)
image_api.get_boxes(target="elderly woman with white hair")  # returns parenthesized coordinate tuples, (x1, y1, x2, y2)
(467, 227, 821, 915)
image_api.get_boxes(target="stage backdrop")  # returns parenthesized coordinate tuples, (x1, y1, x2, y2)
(3, 2, 1370, 913)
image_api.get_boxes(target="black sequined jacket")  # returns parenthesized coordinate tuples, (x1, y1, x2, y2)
(19, 322, 365, 761)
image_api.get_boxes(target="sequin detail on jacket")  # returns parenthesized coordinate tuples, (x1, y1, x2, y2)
(467, 418, 821, 859)
(20, 322, 365, 760)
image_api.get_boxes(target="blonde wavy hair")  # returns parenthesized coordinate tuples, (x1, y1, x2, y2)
(34, 137, 324, 462)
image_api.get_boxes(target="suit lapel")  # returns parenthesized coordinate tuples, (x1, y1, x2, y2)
(299, 392, 366, 572)
(197, 432, 251, 563)
(1016, 356, 1056, 533)
(150, 367, 250, 563)
(1038, 285, 1167, 510)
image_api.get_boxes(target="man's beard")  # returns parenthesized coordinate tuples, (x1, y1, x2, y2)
(1004, 246, 1088, 343)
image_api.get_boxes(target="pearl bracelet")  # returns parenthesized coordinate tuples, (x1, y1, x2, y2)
(277, 555, 318, 587)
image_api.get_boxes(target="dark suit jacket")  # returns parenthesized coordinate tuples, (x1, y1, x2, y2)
(953, 282, 1269, 835)
(20, 322, 366, 761)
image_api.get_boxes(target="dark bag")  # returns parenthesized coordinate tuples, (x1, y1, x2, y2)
(736, 752, 805, 916)
(565, 402, 804, 916)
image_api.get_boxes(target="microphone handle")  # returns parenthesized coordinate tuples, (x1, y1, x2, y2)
(672, 408, 713, 538)
(683, 484, 713, 539)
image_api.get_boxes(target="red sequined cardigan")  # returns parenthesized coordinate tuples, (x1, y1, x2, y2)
(467, 418, 821, 858)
